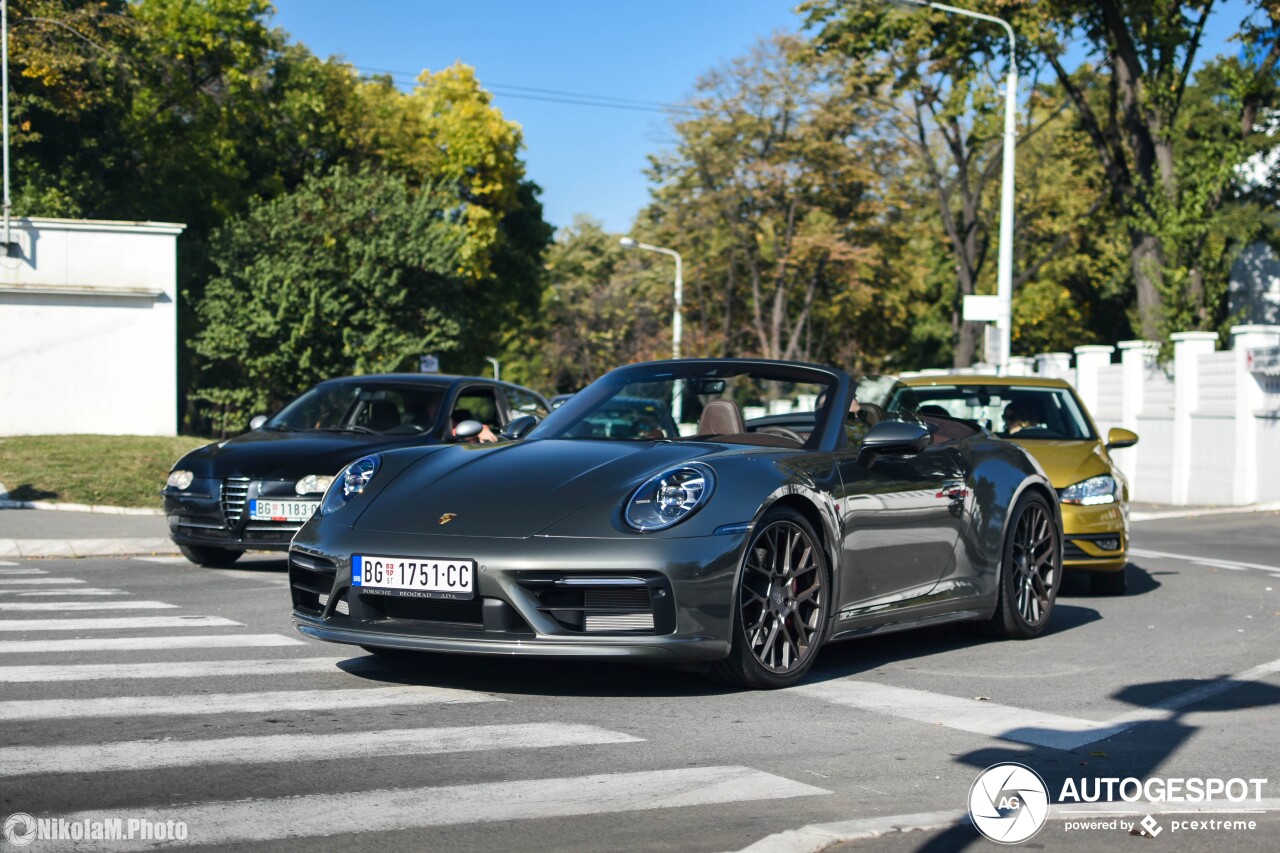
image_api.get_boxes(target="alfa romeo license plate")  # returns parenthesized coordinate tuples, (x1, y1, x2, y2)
(352, 555, 475, 599)
(249, 499, 319, 522)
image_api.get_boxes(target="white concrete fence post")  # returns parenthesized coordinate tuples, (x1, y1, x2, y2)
(1170, 331, 1220, 505)
(1230, 324, 1280, 505)
(1072, 345, 1115, 419)
(1116, 340, 1159, 498)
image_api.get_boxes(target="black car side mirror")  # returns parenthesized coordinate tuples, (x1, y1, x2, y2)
(500, 415, 538, 440)
(452, 419, 484, 441)
(861, 420, 930, 455)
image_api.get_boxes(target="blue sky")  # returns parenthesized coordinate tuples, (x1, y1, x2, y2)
(270, 1, 1253, 236)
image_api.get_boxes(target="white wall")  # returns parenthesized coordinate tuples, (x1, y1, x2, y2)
(0, 218, 185, 436)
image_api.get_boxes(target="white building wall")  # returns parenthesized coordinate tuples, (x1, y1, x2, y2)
(0, 218, 185, 436)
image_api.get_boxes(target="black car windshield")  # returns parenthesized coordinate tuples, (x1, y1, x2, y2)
(265, 383, 445, 435)
(531, 363, 837, 447)
(903, 383, 1094, 440)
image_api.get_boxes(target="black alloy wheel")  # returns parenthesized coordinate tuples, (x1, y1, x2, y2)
(986, 492, 1061, 639)
(713, 506, 829, 689)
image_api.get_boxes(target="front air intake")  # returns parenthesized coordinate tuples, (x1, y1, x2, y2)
(583, 589, 655, 633)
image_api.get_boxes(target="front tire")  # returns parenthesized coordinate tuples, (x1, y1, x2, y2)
(178, 544, 243, 567)
(985, 492, 1061, 639)
(711, 507, 830, 689)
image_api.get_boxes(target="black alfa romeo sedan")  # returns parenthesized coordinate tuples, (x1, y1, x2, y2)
(163, 374, 549, 566)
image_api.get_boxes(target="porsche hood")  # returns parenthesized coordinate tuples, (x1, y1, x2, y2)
(352, 439, 721, 539)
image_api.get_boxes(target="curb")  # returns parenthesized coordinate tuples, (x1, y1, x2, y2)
(0, 498, 163, 516)
(0, 538, 180, 559)
(1130, 502, 1280, 522)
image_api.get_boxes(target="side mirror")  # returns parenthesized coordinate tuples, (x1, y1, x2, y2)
(861, 420, 930, 454)
(1106, 427, 1139, 450)
(248, 415, 268, 431)
(452, 419, 483, 441)
(499, 414, 538, 440)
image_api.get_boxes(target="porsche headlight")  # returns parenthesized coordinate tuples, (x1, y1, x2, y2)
(320, 455, 380, 516)
(166, 470, 194, 490)
(625, 464, 714, 531)
(1059, 474, 1117, 506)
(296, 474, 335, 495)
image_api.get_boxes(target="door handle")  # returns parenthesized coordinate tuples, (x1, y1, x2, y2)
(936, 481, 968, 501)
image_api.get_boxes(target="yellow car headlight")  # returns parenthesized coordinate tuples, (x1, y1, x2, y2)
(1059, 475, 1117, 506)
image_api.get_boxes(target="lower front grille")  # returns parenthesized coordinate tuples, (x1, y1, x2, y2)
(583, 589, 655, 632)
(290, 551, 338, 615)
(360, 593, 484, 630)
(221, 477, 251, 527)
(1065, 534, 1123, 561)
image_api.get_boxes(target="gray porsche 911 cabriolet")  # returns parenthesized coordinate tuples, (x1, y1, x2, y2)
(290, 359, 1062, 688)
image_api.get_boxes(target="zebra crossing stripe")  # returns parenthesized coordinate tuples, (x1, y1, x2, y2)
(0, 615, 240, 632)
(0, 578, 85, 586)
(0, 568, 48, 575)
(0, 634, 304, 654)
(0, 600, 177, 612)
(0, 589, 127, 597)
(0, 685, 501, 721)
(0, 723, 642, 777)
(0, 656, 351, 682)
(35, 766, 828, 850)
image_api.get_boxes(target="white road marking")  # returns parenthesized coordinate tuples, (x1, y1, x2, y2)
(0, 656, 351, 682)
(0, 615, 240, 632)
(0, 568, 47, 575)
(793, 680, 1123, 751)
(0, 634, 304, 654)
(0, 589, 127, 597)
(134, 556, 194, 564)
(0, 723, 643, 777)
(38, 767, 827, 850)
(0, 685, 501, 721)
(0, 577, 85, 586)
(798, 656, 1280, 752)
(1129, 547, 1280, 573)
(0, 561, 18, 566)
(0, 600, 176, 612)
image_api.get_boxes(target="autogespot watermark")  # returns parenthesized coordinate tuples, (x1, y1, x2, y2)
(3, 813, 188, 846)
(968, 765, 1271, 844)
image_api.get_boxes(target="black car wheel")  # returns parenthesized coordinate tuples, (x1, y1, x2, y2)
(713, 506, 829, 689)
(178, 544, 243, 568)
(1090, 566, 1128, 595)
(985, 492, 1061, 639)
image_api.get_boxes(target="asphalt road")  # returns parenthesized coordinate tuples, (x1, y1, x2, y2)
(1, 510, 1277, 852)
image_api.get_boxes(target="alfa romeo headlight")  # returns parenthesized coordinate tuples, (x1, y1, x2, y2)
(166, 470, 194, 490)
(320, 455, 380, 516)
(625, 464, 714, 531)
(296, 474, 335, 495)
(1060, 474, 1117, 506)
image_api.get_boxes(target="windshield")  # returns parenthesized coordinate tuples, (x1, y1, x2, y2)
(901, 383, 1095, 440)
(531, 363, 837, 447)
(266, 382, 445, 436)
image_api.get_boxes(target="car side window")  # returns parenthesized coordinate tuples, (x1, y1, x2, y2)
(452, 388, 500, 428)
(505, 387, 549, 420)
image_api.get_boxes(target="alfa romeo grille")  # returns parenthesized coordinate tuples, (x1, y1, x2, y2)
(220, 477, 251, 526)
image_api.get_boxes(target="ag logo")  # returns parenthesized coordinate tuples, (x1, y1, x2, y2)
(968, 763, 1050, 844)
(3, 812, 37, 847)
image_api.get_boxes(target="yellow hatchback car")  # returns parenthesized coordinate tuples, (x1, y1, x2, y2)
(899, 375, 1138, 594)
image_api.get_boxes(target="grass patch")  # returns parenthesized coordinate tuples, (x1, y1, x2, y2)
(0, 434, 211, 509)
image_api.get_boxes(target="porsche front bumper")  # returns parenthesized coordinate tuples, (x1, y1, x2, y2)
(289, 525, 748, 662)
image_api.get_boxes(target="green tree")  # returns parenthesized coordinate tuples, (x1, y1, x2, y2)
(642, 34, 895, 371)
(191, 168, 466, 432)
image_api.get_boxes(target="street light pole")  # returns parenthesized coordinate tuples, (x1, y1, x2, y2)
(894, 0, 1017, 371)
(621, 236, 684, 422)
(484, 356, 500, 382)
(620, 237, 683, 360)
